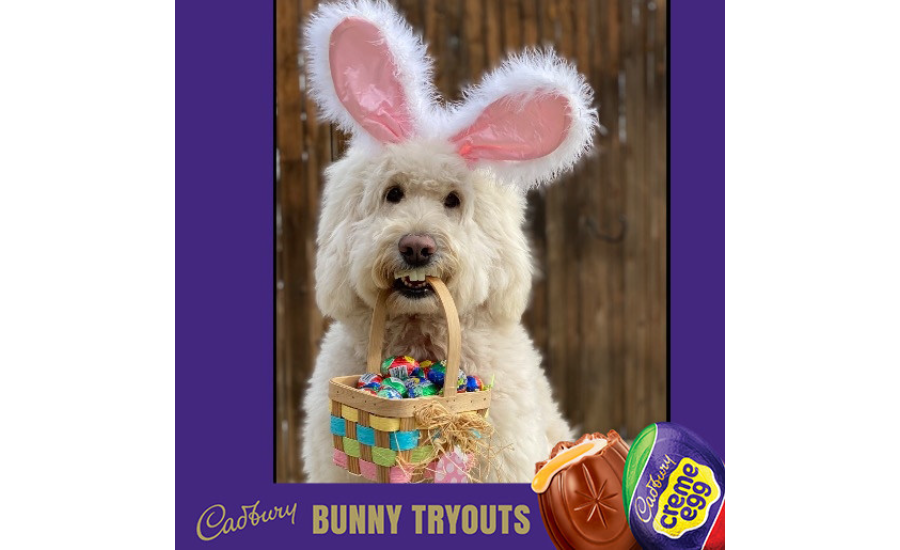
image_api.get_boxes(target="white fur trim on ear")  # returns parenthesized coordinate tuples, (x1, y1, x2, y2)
(303, 0, 440, 148)
(446, 49, 600, 190)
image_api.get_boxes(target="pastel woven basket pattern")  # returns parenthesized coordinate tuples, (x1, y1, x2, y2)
(330, 399, 452, 483)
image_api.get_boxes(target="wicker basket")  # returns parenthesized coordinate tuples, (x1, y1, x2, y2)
(328, 277, 491, 483)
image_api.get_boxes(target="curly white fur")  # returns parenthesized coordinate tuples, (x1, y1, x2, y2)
(301, 0, 596, 483)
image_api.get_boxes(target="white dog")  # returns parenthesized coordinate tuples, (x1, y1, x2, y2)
(300, 0, 598, 483)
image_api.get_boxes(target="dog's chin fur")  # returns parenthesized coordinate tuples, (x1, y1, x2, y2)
(301, 140, 575, 483)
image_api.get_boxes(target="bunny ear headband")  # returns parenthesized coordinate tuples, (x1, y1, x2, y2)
(304, 0, 598, 190)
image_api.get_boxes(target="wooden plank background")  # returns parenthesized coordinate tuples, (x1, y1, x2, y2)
(276, 0, 667, 483)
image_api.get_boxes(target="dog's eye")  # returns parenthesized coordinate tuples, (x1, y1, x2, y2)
(385, 186, 404, 203)
(444, 192, 461, 208)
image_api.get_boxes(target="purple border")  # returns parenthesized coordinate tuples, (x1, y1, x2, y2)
(176, 1, 723, 547)
(669, 2, 725, 459)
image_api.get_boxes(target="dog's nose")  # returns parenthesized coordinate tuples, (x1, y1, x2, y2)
(398, 234, 436, 267)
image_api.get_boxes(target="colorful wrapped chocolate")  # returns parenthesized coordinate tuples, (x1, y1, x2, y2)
(362, 358, 487, 398)
(425, 361, 446, 386)
(357, 361, 487, 399)
(388, 365, 411, 379)
(465, 375, 483, 392)
(413, 380, 439, 398)
(375, 387, 403, 400)
(381, 377, 408, 397)
(622, 423, 725, 550)
(403, 376, 423, 394)
(380, 355, 418, 378)
(456, 369, 468, 392)
(357, 373, 383, 390)
(419, 359, 437, 379)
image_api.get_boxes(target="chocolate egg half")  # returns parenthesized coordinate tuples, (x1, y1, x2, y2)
(622, 422, 725, 550)
(535, 431, 640, 550)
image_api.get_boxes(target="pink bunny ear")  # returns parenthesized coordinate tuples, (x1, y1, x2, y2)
(304, 1, 438, 148)
(328, 18, 412, 143)
(447, 50, 599, 190)
(451, 93, 571, 162)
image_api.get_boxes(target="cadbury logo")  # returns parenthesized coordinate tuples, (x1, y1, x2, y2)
(196, 500, 297, 541)
(633, 454, 676, 524)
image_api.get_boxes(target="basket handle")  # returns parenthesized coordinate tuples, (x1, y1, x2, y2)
(366, 277, 462, 400)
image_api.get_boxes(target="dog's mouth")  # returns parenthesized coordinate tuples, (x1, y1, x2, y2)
(392, 268, 441, 299)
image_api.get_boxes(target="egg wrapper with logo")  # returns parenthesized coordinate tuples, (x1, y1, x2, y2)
(622, 422, 725, 550)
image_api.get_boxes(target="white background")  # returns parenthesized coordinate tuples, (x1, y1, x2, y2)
(728, 1, 900, 547)
(0, 1, 174, 548)
(1, 1, 898, 548)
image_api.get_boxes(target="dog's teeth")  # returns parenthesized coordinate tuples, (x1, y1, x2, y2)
(395, 269, 440, 287)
